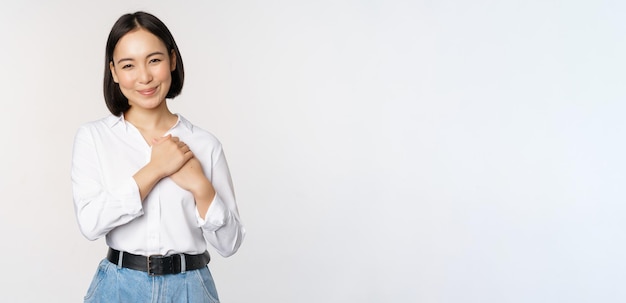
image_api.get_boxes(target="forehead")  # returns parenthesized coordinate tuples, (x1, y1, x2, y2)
(113, 28, 168, 59)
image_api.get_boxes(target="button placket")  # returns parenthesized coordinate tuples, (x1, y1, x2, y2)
(145, 147, 162, 254)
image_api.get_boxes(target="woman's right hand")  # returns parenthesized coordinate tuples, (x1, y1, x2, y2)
(150, 134, 194, 178)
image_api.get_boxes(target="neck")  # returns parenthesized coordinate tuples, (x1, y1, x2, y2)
(124, 104, 176, 132)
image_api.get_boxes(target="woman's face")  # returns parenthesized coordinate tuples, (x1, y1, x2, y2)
(110, 28, 176, 112)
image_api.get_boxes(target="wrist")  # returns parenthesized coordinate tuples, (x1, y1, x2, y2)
(193, 180, 215, 220)
(146, 161, 168, 179)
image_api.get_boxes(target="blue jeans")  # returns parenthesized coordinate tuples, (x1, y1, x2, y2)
(84, 259, 220, 303)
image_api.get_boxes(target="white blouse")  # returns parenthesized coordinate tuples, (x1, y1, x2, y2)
(71, 114, 245, 257)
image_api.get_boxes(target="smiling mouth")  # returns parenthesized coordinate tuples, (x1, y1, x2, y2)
(138, 87, 157, 95)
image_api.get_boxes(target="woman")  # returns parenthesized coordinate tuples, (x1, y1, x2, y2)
(72, 11, 245, 302)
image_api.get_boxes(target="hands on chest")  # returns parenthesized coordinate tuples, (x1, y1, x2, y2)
(134, 134, 216, 214)
(150, 134, 215, 197)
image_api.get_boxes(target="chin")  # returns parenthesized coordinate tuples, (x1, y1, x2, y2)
(129, 98, 165, 110)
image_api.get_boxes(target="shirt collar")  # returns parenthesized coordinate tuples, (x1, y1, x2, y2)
(106, 113, 193, 133)
(174, 114, 194, 133)
(106, 114, 125, 128)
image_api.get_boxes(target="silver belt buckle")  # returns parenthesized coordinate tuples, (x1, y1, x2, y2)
(147, 254, 163, 276)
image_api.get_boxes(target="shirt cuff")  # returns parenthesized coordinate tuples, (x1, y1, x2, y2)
(196, 194, 228, 231)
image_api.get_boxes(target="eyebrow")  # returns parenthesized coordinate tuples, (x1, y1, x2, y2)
(116, 51, 167, 65)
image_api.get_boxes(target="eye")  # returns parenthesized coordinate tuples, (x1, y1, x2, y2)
(121, 64, 133, 69)
(149, 58, 162, 64)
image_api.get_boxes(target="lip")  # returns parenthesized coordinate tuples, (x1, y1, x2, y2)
(137, 87, 157, 96)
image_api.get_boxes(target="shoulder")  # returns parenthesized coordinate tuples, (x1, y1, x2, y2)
(75, 115, 119, 137)
(77, 115, 119, 130)
(177, 115, 223, 150)
(177, 115, 227, 163)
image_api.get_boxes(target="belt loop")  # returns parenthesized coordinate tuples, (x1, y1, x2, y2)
(179, 253, 186, 273)
(117, 250, 124, 269)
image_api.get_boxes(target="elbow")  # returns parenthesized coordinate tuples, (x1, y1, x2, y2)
(217, 244, 239, 258)
(214, 226, 246, 258)
(76, 213, 105, 241)
(74, 199, 108, 241)
(78, 224, 103, 241)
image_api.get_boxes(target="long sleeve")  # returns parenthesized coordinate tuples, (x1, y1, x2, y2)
(197, 146, 245, 257)
(72, 114, 244, 257)
(71, 125, 144, 241)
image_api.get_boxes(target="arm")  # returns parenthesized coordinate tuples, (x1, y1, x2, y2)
(170, 146, 245, 257)
(201, 148, 245, 257)
(71, 126, 143, 240)
(72, 128, 193, 240)
(169, 157, 215, 219)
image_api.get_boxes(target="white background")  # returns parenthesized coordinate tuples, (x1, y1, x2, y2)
(1, 0, 625, 302)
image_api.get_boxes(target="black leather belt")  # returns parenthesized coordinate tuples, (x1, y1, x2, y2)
(107, 248, 210, 276)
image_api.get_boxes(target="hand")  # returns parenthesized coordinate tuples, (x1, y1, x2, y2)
(170, 157, 215, 199)
(149, 134, 194, 178)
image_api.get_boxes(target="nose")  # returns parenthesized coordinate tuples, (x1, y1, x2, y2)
(138, 65, 153, 84)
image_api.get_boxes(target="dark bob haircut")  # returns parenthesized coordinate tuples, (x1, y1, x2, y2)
(104, 11, 185, 116)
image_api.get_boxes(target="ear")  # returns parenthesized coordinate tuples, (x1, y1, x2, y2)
(109, 61, 119, 83)
(170, 50, 177, 72)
